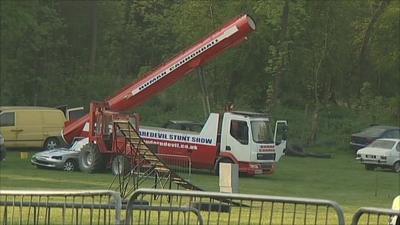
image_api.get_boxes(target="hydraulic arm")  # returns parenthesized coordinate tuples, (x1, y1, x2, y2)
(62, 14, 256, 144)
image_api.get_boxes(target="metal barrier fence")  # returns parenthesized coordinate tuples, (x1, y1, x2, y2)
(0, 190, 122, 225)
(126, 188, 345, 225)
(156, 153, 192, 181)
(351, 207, 400, 225)
(128, 205, 203, 225)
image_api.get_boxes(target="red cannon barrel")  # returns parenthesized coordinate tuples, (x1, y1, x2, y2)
(62, 14, 256, 144)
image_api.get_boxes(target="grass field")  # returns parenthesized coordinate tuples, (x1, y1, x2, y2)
(0, 148, 399, 223)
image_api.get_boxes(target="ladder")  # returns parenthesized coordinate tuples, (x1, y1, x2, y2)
(110, 120, 203, 198)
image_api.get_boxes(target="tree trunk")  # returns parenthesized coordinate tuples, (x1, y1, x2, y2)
(272, 0, 290, 105)
(357, 0, 391, 80)
(307, 105, 320, 145)
(89, 1, 97, 74)
(307, 25, 329, 145)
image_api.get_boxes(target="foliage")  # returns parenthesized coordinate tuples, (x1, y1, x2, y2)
(0, 0, 399, 144)
(1, 150, 398, 224)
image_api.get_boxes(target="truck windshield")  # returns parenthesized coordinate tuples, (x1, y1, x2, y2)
(251, 121, 273, 143)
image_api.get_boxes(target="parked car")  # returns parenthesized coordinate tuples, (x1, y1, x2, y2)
(0, 132, 6, 162)
(31, 138, 88, 171)
(350, 125, 400, 150)
(356, 138, 400, 172)
(163, 120, 204, 132)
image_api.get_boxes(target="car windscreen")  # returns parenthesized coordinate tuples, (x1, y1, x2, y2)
(360, 127, 386, 137)
(251, 121, 273, 143)
(369, 140, 396, 149)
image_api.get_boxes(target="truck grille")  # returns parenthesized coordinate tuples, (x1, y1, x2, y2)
(257, 153, 275, 160)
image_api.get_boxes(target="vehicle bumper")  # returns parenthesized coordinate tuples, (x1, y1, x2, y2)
(239, 162, 275, 176)
(31, 157, 63, 169)
(357, 158, 388, 166)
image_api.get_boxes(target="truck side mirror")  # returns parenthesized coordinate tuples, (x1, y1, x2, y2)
(282, 126, 288, 141)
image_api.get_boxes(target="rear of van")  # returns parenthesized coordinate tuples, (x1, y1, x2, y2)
(0, 107, 66, 149)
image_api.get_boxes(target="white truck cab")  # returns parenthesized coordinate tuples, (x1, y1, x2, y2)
(356, 138, 400, 172)
(139, 111, 287, 176)
(220, 111, 287, 174)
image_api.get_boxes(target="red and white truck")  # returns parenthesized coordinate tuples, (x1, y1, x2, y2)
(140, 112, 287, 175)
(61, 14, 288, 177)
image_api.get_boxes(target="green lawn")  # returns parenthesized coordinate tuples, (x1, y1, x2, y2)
(0, 149, 399, 223)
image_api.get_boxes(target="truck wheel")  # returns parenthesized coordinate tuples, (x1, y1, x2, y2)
(365, 164, 376, 171)
(214, 158, 233, 176)
(393, 161, 400, 173)
(111, 155, 131, 176)
(44, 137, 60, 150)
(79, 143, 105, 173)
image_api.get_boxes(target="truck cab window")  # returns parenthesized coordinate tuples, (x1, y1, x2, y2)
(230, 120, 248, 145)
(251, 121, 273, 144)
(0, 112, 15, 127)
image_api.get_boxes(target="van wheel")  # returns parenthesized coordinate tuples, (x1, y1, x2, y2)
(44, 137, 59, 150)
(393, 162, 400, 173)
(79, 143, 105, 173)
(214, 158, 233, 176)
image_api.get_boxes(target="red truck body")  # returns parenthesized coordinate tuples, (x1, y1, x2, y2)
(61, 15, 287, 177)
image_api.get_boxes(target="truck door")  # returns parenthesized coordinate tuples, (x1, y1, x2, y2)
(0, 111, 17, 147)
(221, 118, 251, 162)
(274, 120, 288, 161)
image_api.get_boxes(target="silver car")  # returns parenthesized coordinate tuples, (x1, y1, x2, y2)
(31, 138, 88, 171)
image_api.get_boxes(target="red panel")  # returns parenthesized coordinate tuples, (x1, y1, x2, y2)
(144, 138, 219, 169)
(62, 15, 256, 144)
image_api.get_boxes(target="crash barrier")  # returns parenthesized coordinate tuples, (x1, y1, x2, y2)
(0, 190, 122, 225)
(126, 188, 346, 225)
(127, 205, 203, 225)
(156, 153, 192, 181)
(351, 207, 400, 225)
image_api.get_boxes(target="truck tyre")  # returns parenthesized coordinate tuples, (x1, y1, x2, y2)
(79, 143, 105, 173)
(365, 164, 376, 171)
(44, 137, 60, 150)
(393, 161, 400, 173)
(111, 155, 131, 176)
(214, 158, 233, 176)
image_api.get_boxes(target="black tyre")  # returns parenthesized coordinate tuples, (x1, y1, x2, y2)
(393, 161, 400, 173)
(64, 159, 77, 172)
(214, 158, 233, 176)
(79, 143, 105, 173)
(365, 164, 376, 171)
(111, 155, 131, 176)
(44, 137, 60, 150)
